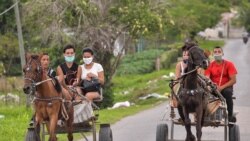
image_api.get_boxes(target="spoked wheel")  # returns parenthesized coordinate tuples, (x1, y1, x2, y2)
(229, 124, 240, 141)
(99, 124, 113, 141)
(156, 123, 168, 141)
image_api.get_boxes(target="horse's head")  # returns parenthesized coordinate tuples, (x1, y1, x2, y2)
(187, 46, 209, 69)
(23, 53, 43, 95)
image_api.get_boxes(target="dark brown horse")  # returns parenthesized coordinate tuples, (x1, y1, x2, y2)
(23, 53, 74, 141)
(178, 45, 209, 141)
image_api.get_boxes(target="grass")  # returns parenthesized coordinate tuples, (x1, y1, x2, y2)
(0, 105, 33, 141)
(112, 68, 175, 103)
(199, 39, 225, 51)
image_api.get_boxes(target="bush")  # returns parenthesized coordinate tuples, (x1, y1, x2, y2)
(116, 49, 162, 75)
(160, 49, 179, 69)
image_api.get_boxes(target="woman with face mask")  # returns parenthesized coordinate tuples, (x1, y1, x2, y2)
(76, 48, 104, 101)
(169, 47, 190, 108)
(175, 49, 189, 79)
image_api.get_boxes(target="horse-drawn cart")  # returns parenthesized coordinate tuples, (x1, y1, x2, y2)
(156, 77, 240, 141)
(23, 54, 112, 141)
(25, 89, 113, 141)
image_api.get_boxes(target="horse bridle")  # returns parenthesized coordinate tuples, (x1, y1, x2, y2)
(24, 58, 43, 95)
(188, 46, 209, 68)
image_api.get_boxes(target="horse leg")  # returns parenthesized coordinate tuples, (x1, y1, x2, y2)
(35, 115, 42, 141)
(195, 106, 204, 141)
(35, 123, 41, 141)
(183, 107, 195, 141)
(201, 109, 206, 127)
(66, 106, 74, 141)
(177, 105, 185, 122)
(48, 115, 58, 141)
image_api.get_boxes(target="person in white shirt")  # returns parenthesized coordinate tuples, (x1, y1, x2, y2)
(76, 48, 105, 101)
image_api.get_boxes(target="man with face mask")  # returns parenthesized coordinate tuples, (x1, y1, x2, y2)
(205, 46, 237, 122)
(57, 44, 81, 86)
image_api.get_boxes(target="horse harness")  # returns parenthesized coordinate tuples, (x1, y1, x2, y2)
(24, 58, 70, 120)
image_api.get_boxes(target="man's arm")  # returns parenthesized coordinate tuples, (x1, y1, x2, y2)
(56, 66, 64, 84)
(218, 74, 236, 92)
(74, 66, 82, 86)
(56, 66, 68, 88)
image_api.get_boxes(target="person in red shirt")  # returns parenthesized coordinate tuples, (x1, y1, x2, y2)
(205, 46, 237, 122)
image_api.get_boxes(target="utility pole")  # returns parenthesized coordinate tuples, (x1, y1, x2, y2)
(13, 0, 25, 68)
(13, 0, 28, 107)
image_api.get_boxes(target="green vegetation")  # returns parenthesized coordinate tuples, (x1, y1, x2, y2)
(113, 69, 173, 103)
(0, 105, 32, 141)
(160, 49, 179, 69)
(238, 0, 250, 32)
(199, 39, 225, 51)
(117, 49, 163, 75)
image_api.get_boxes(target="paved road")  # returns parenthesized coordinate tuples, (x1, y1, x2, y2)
(80, 39, 250, 141)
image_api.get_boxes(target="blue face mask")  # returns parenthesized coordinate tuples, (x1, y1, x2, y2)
(64, 56, 75, 63)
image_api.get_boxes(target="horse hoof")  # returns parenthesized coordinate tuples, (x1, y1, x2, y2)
(190, 135, 196, 141)
(185, 137, 196, 141)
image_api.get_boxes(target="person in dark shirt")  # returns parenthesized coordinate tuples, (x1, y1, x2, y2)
(56, 44, 81, 100)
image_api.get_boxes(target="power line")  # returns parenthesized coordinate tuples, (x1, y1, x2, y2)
(0, 1, 18, 16)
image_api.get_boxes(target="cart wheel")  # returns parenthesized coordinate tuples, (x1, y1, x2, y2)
(99, 124, 113, 141)
(25, 127, 40, 141)
(229, 124, 240, 141)
(156, 123, 168, 141)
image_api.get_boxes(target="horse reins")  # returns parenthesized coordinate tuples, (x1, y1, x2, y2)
(180, 67, 199, 77)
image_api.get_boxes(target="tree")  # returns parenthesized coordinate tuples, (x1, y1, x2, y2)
(238, 0, 250, 32)
(0, 33, 20, 75)
(166, 0, 230, 39)
(22, 0, 172, 107)
(0, 0, 15, 34)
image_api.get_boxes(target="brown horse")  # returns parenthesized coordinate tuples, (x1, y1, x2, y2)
(23, 53, 73, 141)
(177, 45, 209, 141)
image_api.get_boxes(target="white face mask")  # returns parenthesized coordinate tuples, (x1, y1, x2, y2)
(214, 54, 223, 61)
(83, 57, 93, 64)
